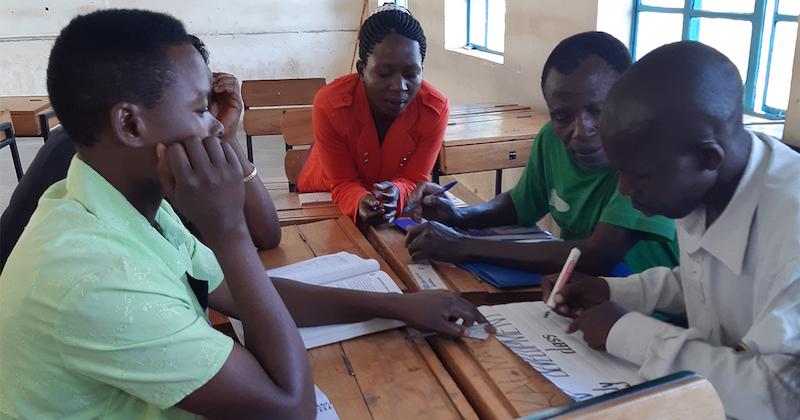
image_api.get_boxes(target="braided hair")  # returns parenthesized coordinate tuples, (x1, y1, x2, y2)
(358, 5, 426, 64)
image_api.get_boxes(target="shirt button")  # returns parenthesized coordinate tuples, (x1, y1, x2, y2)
(362, 159, 369, 164)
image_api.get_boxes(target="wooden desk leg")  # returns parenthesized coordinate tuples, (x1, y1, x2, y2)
(495, 169, 503, 196)
(39, 113, 50, 142)
(1, 123, 22, 181)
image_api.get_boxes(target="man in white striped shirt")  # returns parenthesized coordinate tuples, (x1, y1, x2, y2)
(544, 41, 800, 419)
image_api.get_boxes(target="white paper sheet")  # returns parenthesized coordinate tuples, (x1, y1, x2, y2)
(407, 263, 448, 290)
(296, 271, 404, 349)
(315, 385, 339, 420)
(479, 301, 644, 401)
(266, 251, 380, 285)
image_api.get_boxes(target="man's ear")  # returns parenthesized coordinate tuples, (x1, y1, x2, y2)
(109, 102, 147, 148)
(356, 60, 366, 80)
(698, 140, 725, 172)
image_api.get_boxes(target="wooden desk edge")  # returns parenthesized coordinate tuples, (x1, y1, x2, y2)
(366, 226, 527, 419)
(313, 217, 480, 419)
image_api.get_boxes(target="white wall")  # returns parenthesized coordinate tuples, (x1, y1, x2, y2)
(0, 0, 366, 95)
(0, 0, 633, 198)
(412, 0, 601, 198)
(413, 0, 600, 110)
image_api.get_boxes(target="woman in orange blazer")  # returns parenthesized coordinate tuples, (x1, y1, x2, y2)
(297, 5, 448, 224)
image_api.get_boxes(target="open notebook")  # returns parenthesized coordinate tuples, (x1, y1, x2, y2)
(229, 252, 404, 349)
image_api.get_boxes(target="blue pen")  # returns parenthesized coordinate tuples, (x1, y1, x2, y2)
(404, 180, 458, 213)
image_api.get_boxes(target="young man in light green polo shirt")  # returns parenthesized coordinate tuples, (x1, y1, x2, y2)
(405, 32, 678, 275)
(0, 10, 489, 419)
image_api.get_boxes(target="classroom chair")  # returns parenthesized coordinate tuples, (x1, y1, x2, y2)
(0, 120, 23, 181)
(241, 78, 325, 163)
(280, 108, 313, 191)
(38, 108, 60, 142)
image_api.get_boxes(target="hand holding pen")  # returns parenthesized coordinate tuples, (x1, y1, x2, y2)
(405, 180, 459, 223)
(541, 251, 610, 319)
(359, 182, 399, 225)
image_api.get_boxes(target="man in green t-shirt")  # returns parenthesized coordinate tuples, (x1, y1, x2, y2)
(406, 32, 678, 275)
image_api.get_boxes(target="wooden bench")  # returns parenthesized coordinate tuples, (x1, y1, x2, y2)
(241, 78, 324, 163)
(281, 107, 314, 191)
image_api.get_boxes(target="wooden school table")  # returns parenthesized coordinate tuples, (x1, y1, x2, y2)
(256, 216, 478, 420)
(368, 182, 541, 300)
(0, 96, 59, 140)
(437, 104, 550, 195)
(366, 219, 570, 419)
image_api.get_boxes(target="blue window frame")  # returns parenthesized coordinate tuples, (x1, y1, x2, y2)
(631, 0, 799, 118)
(466, 0, 505, 55)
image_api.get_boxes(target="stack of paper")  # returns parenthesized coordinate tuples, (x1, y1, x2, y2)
(479, 301, 644, 401)
(230, 252, 404, 349)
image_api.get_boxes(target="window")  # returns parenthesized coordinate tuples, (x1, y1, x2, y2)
(631, 0, 799, 118)
(466, 0, 506, 55)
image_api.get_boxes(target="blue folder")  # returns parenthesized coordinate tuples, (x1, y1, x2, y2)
(393, 218, 418, 232)
(459, 261, 633, 289)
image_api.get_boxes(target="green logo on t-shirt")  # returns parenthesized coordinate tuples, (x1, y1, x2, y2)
(549, 188, 570, 212)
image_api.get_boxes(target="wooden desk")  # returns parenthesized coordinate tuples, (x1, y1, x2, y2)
(257, 217, 478, 419)
(0, 96, 59, 138)
(368, 224, 540, 297)
(269, 189, 342, 225)
(262, 176, 291, 191)
(366, 224, 569, 419)
(438, 105, 549, 195)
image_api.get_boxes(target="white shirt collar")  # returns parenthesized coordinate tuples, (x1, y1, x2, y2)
(679, 131, 765, 275)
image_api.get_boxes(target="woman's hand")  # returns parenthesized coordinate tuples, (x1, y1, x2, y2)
(387, 290, 495, 338)
(358, 182, 399, 225)
(358, 193, 384, 225)
(208, 72, 244, 143)
(373, 181, 399, 223)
